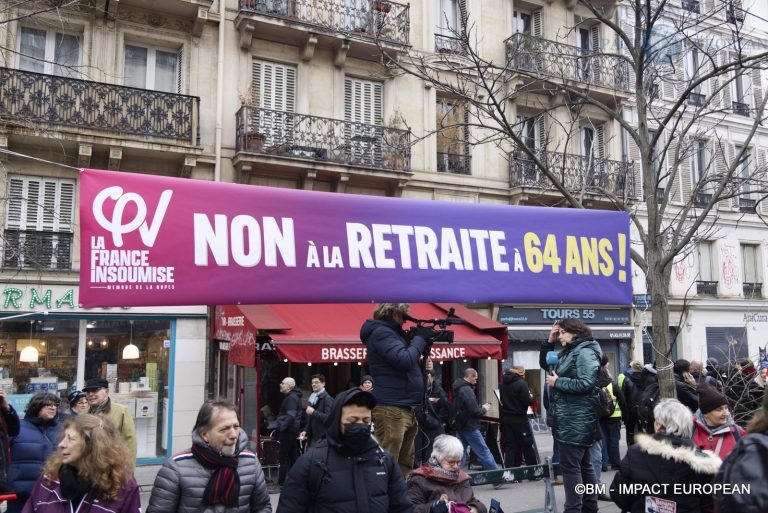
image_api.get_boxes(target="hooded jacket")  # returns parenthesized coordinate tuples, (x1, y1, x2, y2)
(276, 388, 412, 513)
(277, 387, 303, 434)
(610, 433, 721, 513)
(360, 319, 426, 408)
(692, 410, 745, 459)
(147, 429, 271, 513)
(452, 378, 485, 432)
(500, 372, 533, 418)
(539, 337, 601, 447)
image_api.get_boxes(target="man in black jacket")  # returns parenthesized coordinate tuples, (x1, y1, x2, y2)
(500, 365, 539, 467)
(0, 388, 20, 495)
(300, 373, 334, 447)
(276, 388, 412, 513)
(276, 376, 303, 486)
(673, 359, 699, 413)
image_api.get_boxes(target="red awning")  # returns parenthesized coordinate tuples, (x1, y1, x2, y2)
(213, 304, 291, 366)
(265, 303, 505, 363)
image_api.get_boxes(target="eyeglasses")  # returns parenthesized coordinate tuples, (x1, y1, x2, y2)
(44, 403, 59, 409)
(442, 458, 461, 466)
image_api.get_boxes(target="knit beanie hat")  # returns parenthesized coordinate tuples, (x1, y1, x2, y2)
(697, 383, 728, 414)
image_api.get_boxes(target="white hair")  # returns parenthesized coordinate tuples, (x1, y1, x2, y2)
(430, 434, 465, 461)
(654, 398, 693, 438)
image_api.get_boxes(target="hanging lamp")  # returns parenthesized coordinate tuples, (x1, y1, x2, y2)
(19, 320, 39, 363)
(122, 321, 139, 360)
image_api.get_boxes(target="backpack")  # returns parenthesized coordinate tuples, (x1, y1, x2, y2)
(307, 440, 395, 500)
(447, 399, 468, 432)
(634, 381, 660, 431)
(714, 434, 768, 513)
(598, 386, 615, 418)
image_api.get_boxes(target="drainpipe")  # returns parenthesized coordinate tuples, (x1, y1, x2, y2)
(214, 0, 226, 182)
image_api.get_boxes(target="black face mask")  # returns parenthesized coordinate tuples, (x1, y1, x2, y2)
(341, 423, 371, 452)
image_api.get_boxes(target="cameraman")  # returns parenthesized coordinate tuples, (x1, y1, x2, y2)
(360, 303, 433, 478)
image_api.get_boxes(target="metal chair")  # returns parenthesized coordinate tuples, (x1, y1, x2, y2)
(259, 438, 280, 482)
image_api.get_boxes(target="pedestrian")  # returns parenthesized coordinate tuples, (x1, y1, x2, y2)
(66, 391, 89, 416)
(672, 359, 699, 413)
(616, 361, 643, 446)
(82, 378, 136, 471)
(0, 388, 20, 496)
(415, 369, 447, 467)
(275, 387, 412, 513)
(7, 392, 62, 513)
(499, 365, 538, 467)
(407, 434, 487, 513)
(610, 399, 721, 513)
(726, 358, 762, 427)
(714, 375, 768, 513)
(598, 357, 621, 471)
(360, 375, 374, 392)
(360, 303, 432, 478)
(452, 368, 511, 482)
(299, 373, 333, 448)
(276, 377, 302, 486)
(692, 382, 745, 459)
(540, 319, 601, 513)
(23, 413, 141, 513)
(147, 398, 271, 513)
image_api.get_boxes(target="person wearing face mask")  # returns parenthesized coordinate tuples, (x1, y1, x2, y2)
(147, 398, 271, 513)
(276, 387, 412, 513)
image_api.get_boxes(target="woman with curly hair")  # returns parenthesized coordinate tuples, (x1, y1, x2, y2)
(21, 414, 140, 513)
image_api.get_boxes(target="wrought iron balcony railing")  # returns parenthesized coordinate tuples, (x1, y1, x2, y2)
(688, 92, 706, 107)
(0, 67, 200, 144)
(696, 280, 718, 295)
(239, 0, 409, 46)
(739, 197, 757, 213)
(236, 106, 410, 171)
(435, 34, 466, 55)
(732, 100, 749, 116)
(437, 152, 471, 174)
(693, 192, 712, 207)
(743, 282, 763, 298)
(504, 33, 630, 92)
(508, 149, 635, 197)
(2, 230, 73, 271)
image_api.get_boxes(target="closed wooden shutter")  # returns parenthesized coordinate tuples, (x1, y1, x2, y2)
(344, 77, 383, 166)
(251, 59, 296, 145)
(532, 10, 542, 37)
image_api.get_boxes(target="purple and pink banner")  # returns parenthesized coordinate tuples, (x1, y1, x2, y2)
(78, 168, 632, 307)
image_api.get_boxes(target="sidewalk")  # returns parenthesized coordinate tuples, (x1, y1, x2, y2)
(136, 427, 626, 513)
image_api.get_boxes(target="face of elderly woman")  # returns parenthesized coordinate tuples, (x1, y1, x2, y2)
(439, 456, 461, 472)
(59, 427, 85, 466)
(703, 404, 730, 427)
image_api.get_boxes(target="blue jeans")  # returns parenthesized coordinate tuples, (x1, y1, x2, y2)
(600, 418, 622, 467)
(457, 428, 500, 471)
(590, 440, 603, 485)
(560, 443, 598, 513)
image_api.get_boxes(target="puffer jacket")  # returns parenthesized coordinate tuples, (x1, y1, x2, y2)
(147, 430, 272, 513)
(21, 474, 141, 513)
(8, 416, 61, 503)
(540, 337, 601, 447)
(276, 388, 412, 513)
(360, 319, 426, 407)
(452, 379, 485, 432)
(407, 464, 486, 513)
(692, 411, 745, 459)
(610, 433, 721, 513)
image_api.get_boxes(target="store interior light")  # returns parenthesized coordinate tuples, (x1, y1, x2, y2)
(87, 339, 93, 347)
(20, 321, 39, 363)
(101, 338, 108, 347)
(122, 321, 139, 360)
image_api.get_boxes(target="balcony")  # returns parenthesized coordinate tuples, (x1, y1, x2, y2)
(236, 106, 410, 172)
(743, 282, 763, 299)
(732, 101, 749, 116)
(0, 67, 200, 145)
(696, 280, 718, 295)
(508, 149, 634, 197)
(437, 152, 471, 174)
(2, 230, 73, 271)
(693, 192, 712, 207)
(688, 92, 706, 107)
(435, 34, 466, 55)
(236, 0, 409, 58)
(504, 33, 631, 95)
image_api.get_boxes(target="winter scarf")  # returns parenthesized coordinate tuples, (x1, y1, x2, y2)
(191, 442, 240, 507)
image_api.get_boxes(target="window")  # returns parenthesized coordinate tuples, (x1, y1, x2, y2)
(578, 25, 600, 83)
(731, 65, 750, 116)
(18, 27, 81, 77)
(741, 244, 762, 297)
(686, 47, 706, 106)
(735, 145, 756, 212)
(435, 0, 461, 53)
(514, 114, 545, 184)
(123, 43, 180, 93)
(345, 77, 383, 167)
(436, 98, 470, 174)
(682, 0, 700, 13)
(691, 139, 711, 205)
(249, 59, 296, 147)
(697, 240, 717, 294)
(3, 175, 75, 270)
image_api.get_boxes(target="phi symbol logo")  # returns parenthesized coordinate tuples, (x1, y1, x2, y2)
(92, 186, 173, 248)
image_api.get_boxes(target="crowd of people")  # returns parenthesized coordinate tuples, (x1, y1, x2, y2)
(1, 302, 767, 513)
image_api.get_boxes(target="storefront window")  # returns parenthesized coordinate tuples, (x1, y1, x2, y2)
(0, 317, 171, 460)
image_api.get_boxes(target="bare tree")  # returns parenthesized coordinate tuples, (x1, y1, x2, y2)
(378, 0, 768, 398)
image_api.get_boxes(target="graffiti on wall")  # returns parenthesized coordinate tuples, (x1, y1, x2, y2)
(720, 243, 739, 289)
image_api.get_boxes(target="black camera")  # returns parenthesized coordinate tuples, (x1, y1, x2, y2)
(405, 308, 464, 356)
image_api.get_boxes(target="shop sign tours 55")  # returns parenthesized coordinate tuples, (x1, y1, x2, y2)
(79, 168, 632, 307)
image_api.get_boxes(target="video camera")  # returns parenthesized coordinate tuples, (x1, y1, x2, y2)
(405, 307, 465, 350)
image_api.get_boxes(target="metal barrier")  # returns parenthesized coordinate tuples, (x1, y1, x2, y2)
(469, 458, 559, 513)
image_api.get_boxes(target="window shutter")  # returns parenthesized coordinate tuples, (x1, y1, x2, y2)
(721, 53, 732, 108)
(667, 138, 681, 203)
(532, 10, 542, 37)
(596, 125, 605, 160)
(621, 22, 636, 94)
(251, 59, 262, 105)
(680, 137, 692, 201)
(344, 77, 382, 124)
(627, 133, 641, 198)
(41, 180, 57, 231)
(25, 180, 41, 230)
(752, 67, 763, 114)
(5, 178, 24, 229)
(535, 114, 546, 149)
(590, 25, 599, 52)
(759, 149, 768, 215)
(176, 47, 183, 93)
(58, 181, 75, 231)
